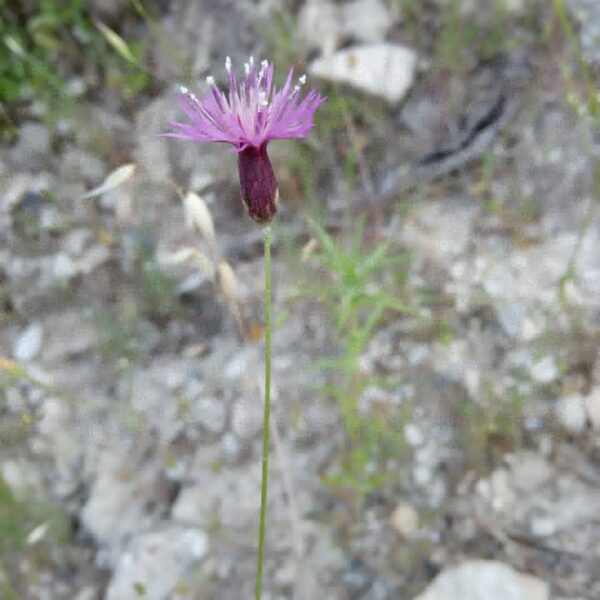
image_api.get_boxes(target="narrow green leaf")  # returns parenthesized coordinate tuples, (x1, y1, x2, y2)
(96, 22, 137, 64)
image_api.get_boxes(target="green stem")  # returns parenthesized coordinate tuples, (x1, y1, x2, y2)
(255, 225, 272, 600)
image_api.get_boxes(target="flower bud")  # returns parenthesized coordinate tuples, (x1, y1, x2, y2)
(237, 144, 279, 224)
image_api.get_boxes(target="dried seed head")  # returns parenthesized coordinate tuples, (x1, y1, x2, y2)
(218, 261, 238, 303)
(166, 248, 215, 279)
(183, 192, 216, 242)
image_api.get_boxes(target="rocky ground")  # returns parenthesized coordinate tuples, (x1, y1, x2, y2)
(1, 1, 600, 599)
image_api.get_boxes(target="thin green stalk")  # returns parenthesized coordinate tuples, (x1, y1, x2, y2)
(255, 225, 272, 600)
(552, 0, 600, 124)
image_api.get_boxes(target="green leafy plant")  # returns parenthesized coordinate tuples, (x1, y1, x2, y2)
(551, 0, 600, 302)
(0, 474, 72, 596)
(304, 217, 415, 495)
(0, 0, 149, 136)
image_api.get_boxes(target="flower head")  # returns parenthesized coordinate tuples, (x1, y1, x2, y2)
(166, 57, 324, 223)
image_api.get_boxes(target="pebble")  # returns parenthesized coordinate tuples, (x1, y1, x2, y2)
(554, 394, 587, 434)
(509, 452, 553, 493)
(309, 44, 417, 105)
(105, 525, 208, 600)
(298, 0, 339, 55)
(341, 0, 392, 43)
(389, 502, 419, 539)
(13, 321, 43, 362)
(413, 560, 549, 600)
(530, 356, 559, 385)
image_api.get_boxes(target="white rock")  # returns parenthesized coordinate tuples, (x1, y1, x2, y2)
(477, 468, 515, 512)
(341, 0, 392, 43)
(52, 253, 78, 281)
(390, 502, 419, 539)
(298, 0, 340, 56)
(105, 525, 208, 600)
(585, 387, 600, 431)
(309, 44, 417, 105)
(529, 515, 557, 538)
(13, 321, 43, 362)
(413, 560, 549, 600)
(554, 394, 587, 434)
(405, 423, 425, 447)
(299, 0, 392, 53)
(530, 356, 558, 384)
(509, 452, 553, 493)
(171, 484, 212, 524)
(173, 464, 262, 531)
(81, 447, 168, 563)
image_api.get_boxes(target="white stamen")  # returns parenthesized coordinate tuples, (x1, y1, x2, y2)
(179, 86, 201, 108)
(249, 56, 254, 67)
(258, 90, 268, 107)
(257, 60, 268, 87)
(225, 56, 232, 73)
(206, 76, 215, 85)
(244, 62, 250, 75)
(299, 74, 306, 85)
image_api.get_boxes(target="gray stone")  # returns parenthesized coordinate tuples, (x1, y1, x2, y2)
(172, 463, 261, 531)
(60, 149, 106, 183)
(36, 397, 83, 497)
(495, 303, 531, 340)
(554, 394, 587, 434)
(341, 0, 393, 43)
(105, 525, 208, 600)
(81, 445, 169, 563)
(129, 361, 189, 443)
(10, 122, 52, 168)
(298, 0, 340, 55)
(41, 310, 97, 363)
(509, 452, 553, 494)
(413, 560, 549, 600)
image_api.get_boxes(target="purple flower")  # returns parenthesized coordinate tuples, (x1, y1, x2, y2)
(165, 56, 325, 223)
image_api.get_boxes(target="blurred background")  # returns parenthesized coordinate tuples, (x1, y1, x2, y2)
(1, 1, 600, 599)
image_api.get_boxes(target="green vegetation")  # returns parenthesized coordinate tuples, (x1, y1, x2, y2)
(0, 475, 72, 598)
(301, 218, 416, 496)
(551, 0, 600, 303)
(0, 0, 149, 139)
